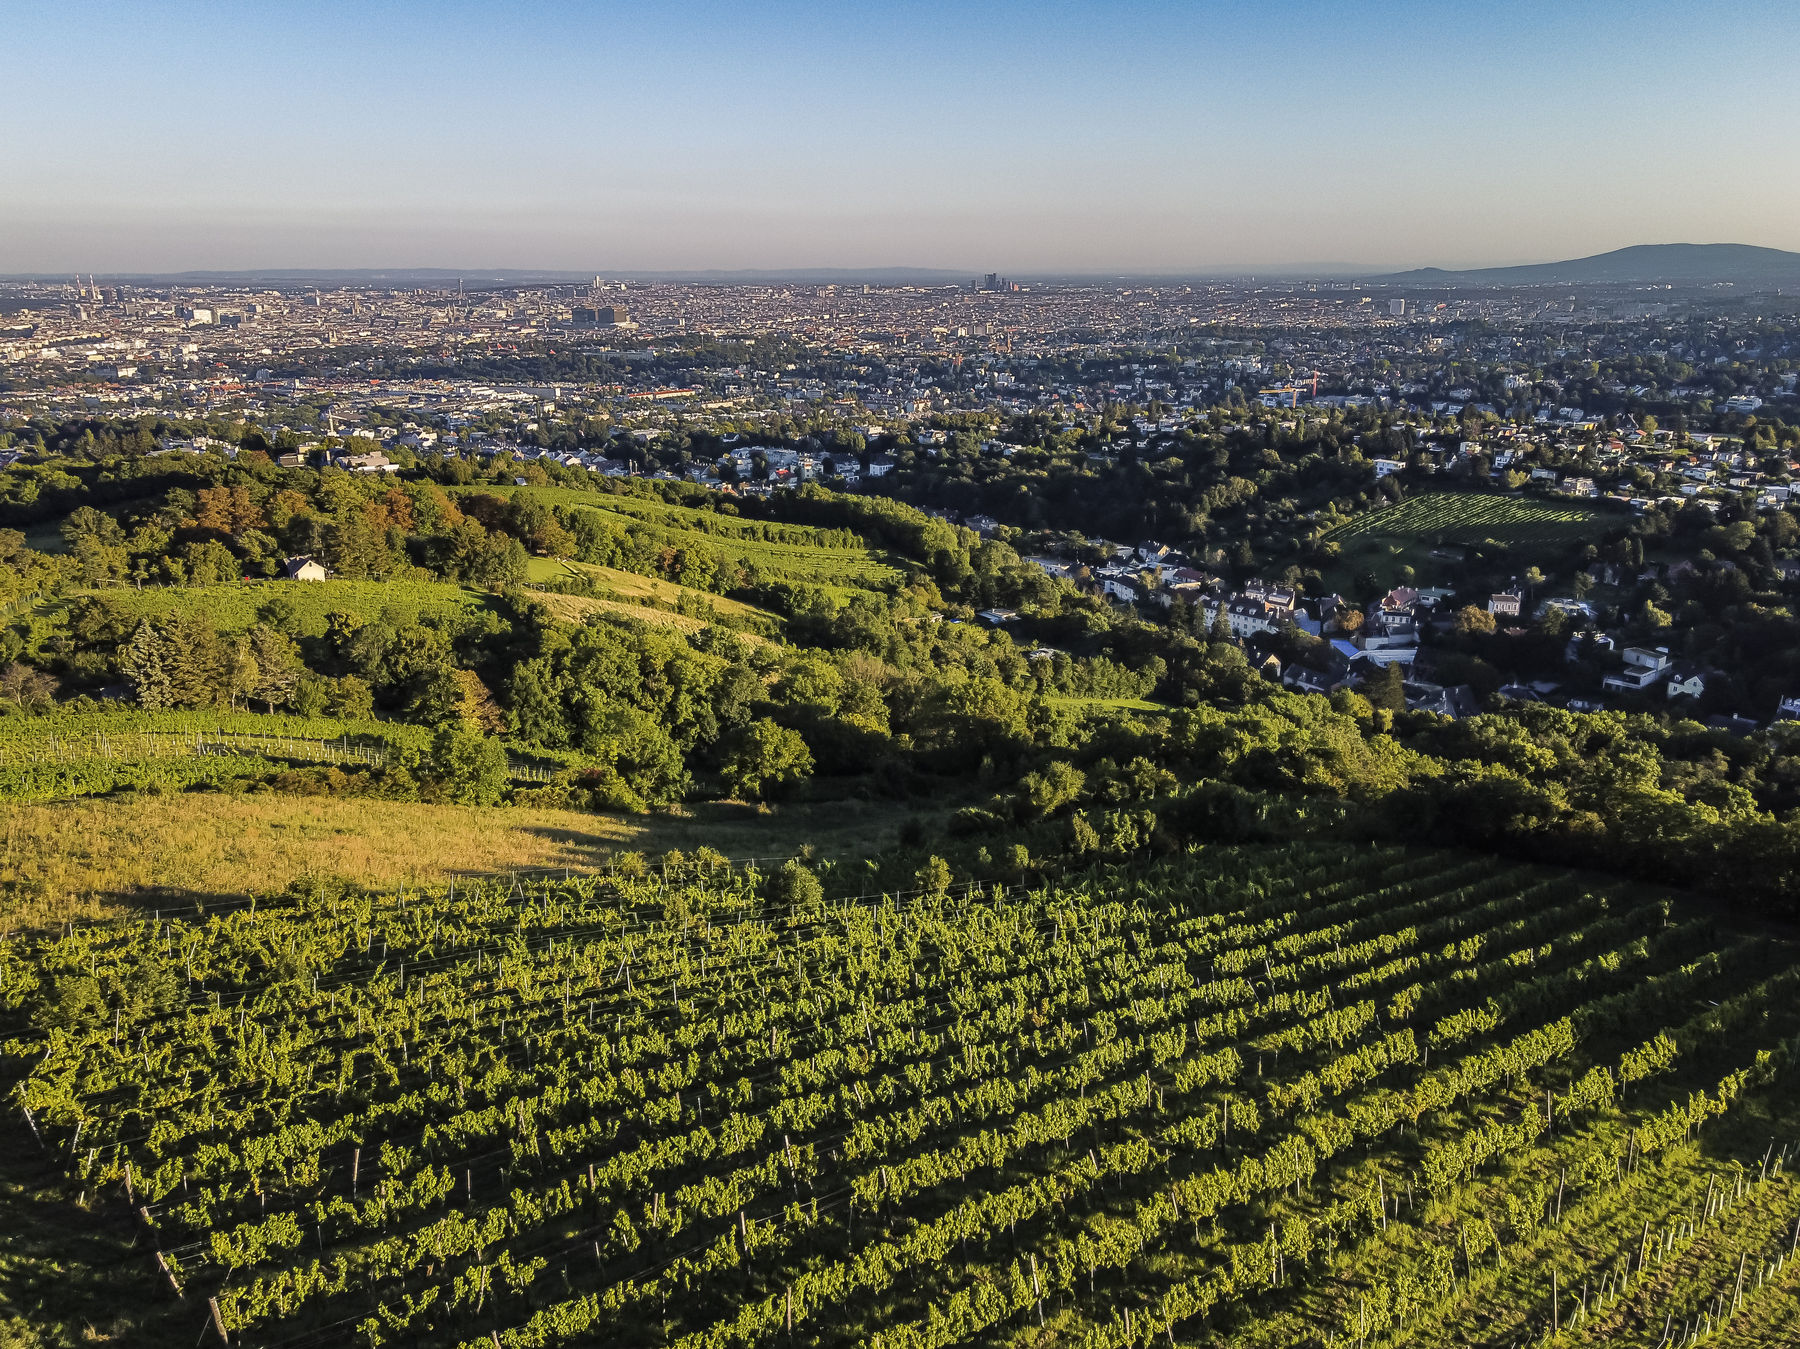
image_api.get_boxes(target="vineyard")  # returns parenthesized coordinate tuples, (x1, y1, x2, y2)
(1328, 494, 1611, 547)
(5, 843, 1800, 1348)
(0, 711, 430, 805)
(465, 485, 907, 596)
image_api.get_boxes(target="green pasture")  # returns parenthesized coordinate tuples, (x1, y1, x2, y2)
(61, 578, 492, 636)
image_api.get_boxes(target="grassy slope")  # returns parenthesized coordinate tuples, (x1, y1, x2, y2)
(1046, 694, 1171, 713)
(0, 708, 423, 756)
(59, 577, 491, 635)
(0, 793, 920, 930)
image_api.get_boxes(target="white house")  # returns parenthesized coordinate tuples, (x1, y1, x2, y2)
(1602, 647, 1672, 694)
(1665, 663, 1712, 700)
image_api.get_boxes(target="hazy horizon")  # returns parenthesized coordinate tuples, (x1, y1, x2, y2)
(6, 0, 1798, 275)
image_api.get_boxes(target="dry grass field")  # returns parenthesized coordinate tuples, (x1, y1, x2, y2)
(0, 793, 911, 930)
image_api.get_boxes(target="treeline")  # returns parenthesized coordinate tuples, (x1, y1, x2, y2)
(869, 408, 1397, 574)
(962, 664, 1800, 919)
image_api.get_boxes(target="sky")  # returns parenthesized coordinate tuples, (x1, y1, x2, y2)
(3, 0, 1798, 276)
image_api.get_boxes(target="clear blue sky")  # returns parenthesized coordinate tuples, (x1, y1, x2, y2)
(3, 0, 1797, 274)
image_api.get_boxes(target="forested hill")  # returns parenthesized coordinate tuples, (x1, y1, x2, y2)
(4, 435, 1800, 922)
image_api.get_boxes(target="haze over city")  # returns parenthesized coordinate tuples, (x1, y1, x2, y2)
(6, 0, 1800, 275)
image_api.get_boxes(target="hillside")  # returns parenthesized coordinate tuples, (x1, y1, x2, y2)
(1380, 242, 1800, 288)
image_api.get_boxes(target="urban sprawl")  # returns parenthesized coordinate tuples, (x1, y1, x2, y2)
(5, 271, 1799, 728)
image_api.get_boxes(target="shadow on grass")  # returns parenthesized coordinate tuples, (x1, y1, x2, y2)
(0, 1122, 192, 1347)
(93, 887, 273, 920)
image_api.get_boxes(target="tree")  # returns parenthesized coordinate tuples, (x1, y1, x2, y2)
(1069, 811, 1100, 854)
(721, 719, 813, 800)
(121, 621, 177, 709)
(160, 613, 229, 707)
(577, 701, 689, 807)
(196, 484, 264, 535)
(1018, 760, 1085, 818)
(428, 724, 509, 806)
(247, 624, 303, 711)
(435, 520, 527, 585)
(915, 855, 953, 896)
(1455, 605, 1497, 636)
(506, 657, 569, 747)
(324, 511, 392, 579)
(0, 662, 57, 710)
(256, 594, 302, 634)
(221, 635, 260, 711)
(183, 538, 240, 585)
(1365, 661, 1407, 714)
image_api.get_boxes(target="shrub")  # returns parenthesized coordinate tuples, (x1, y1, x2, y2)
(767, 859, 823, 906)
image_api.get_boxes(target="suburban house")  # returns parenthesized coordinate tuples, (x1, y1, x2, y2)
(1602, 647, 1673, 694)
(1564, 631, 1616, 663)
(1403, 680, 1481, 719)
(1355, 609, 1420, 664)
(1664, 663, 1712, 700)
(1198, 595, 1284, 638)
(1488, 587, 1524, 618)
(337, 449, 399, 474)
(1282, 664, 1337, 696)
(1241, 578, 1299, 613)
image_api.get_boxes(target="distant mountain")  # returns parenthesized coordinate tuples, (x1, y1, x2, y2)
(1378, 243, 1800, 288)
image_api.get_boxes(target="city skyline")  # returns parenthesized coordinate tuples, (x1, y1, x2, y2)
(5, 0, 1799, 274)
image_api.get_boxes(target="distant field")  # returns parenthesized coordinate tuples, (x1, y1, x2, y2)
(1046, 694, 1171, 714)
(530, 589, 726, 636)
(1329, 492, 1610, 546)
(476, 485, 823, 544)
(461, 484, 906, 594)
(524, 556, 776, 625)
(65, 577, 491, 634)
